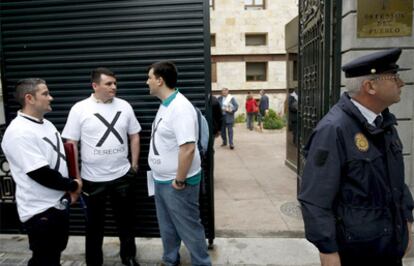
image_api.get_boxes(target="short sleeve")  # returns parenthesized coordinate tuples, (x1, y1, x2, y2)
(3, 134, 49, 174)
(126, 104, 142, 134)
(171, 105, 197, 146)
(62, 105, 81, 141)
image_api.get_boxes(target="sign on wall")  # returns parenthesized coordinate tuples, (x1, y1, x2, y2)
(357, 0, 413, 37)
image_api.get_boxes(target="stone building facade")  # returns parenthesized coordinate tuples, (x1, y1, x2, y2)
(210, 0, 298, 115)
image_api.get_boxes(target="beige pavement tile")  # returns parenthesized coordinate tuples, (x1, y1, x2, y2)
(215, 199, 289, 236)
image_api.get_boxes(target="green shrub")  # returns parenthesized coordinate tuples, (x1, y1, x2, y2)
(263, 109, 285, 129)
(235, 113, 246, 123)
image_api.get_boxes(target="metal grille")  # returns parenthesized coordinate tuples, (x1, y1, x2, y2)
(297, 0, 342, 185)
(0, 0, 214, 243)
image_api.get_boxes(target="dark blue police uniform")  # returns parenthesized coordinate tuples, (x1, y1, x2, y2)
(298, 48, 414, 266)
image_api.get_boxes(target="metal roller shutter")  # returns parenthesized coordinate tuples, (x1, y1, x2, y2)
(0, 0, 214, 242)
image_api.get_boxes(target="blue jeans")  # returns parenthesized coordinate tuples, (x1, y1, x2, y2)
(155, 182, 211, 266)
(221, 122, 234, 146)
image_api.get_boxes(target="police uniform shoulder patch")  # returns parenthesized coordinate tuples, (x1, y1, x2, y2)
(354, 133, 369, 152)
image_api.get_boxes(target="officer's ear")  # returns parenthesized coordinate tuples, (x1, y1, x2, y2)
(362, 79, 376, 95)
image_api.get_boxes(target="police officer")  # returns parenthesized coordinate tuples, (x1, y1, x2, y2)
(1, 78, 82, 266)
(298, 48, 414, 266)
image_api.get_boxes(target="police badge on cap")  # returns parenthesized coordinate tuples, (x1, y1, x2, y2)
(342, 48, 411, 78)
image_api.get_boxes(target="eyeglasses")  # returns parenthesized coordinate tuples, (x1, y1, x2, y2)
(371, 74, 401, 82)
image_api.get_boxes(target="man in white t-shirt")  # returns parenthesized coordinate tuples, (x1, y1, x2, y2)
(1, 78, 82, 266)
(62, 68, 141, 266)
(147, 61, 211, 266)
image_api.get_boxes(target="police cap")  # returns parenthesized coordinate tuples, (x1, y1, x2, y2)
(342, 48, 410, 78)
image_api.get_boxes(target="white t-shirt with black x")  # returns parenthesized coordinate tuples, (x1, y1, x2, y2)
(62, 96, 141, 182)
(148, 92, 201, 182)
(1, 112, 69, 222)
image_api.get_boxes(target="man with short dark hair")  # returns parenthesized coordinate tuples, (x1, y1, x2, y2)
(298, 48, 414, 266)
(2, 78, 82, 266)
(146, 61, 211, 266)
(62, 67, 141, 266)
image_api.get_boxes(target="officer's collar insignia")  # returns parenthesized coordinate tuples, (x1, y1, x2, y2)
(355, 133, 369, 152)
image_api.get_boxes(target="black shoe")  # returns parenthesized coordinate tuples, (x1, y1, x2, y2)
(230, 145, 234, 150)
(221, 143, 227, 146)
(122, 257, 140, 266)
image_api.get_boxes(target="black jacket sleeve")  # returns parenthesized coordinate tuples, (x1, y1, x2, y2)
(298, 124, 345, 253)
(27, 166, 78, 192)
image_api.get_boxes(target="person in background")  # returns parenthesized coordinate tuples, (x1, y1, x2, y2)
(298, 48, 413, 266)
(211, 95, 223, 137)
(1, 78, 82, 266)
(245, 91, 258, 131)
(218, 87, 238, 149)
(288, 89, 298, 145)
(62, 67, 141, 266)
(257, 89, 269, 132)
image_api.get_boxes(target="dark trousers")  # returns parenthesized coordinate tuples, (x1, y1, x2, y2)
(83, 170, 137, 266)
(24, 207, 69, 266)
(221, 122, 234, 146)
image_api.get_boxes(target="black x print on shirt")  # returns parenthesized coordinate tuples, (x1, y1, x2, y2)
(94, 111, 124, 147)
(43, 132, 66, 171)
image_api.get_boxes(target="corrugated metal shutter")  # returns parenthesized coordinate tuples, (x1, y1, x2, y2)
(0, 0, 214, 242)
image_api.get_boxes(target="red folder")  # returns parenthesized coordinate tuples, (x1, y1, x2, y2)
(64, 142, 79, 179)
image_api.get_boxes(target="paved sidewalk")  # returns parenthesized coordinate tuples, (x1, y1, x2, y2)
(214, 124, 303, 237)
(0, 235, 321, 266)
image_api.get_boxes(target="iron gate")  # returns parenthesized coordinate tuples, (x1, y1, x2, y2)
(297, 0, 342, 186)
(0, 0, 215, 245)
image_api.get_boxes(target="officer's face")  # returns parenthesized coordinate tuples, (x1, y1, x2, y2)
(371, 73, 404, 106)
(32, 84, 53, 114)
(92, 74, 117, 102)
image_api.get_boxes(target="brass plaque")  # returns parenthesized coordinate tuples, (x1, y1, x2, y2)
(357, 0, 413, 38)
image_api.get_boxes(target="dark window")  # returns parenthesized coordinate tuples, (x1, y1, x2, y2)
(211, 34, 216, 47)
(246, 62, 267, 81)
(245, 33, 267, 46)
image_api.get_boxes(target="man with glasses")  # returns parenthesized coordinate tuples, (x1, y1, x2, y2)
(298, 48, 413, 266)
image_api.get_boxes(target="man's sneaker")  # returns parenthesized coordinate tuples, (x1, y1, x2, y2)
(230, 145, 234, 150)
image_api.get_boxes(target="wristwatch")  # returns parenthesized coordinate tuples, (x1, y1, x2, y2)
(174, 179, 186, 187)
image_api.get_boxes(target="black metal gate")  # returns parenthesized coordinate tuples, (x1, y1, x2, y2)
(0, 0, 214, 244)
(297, 0, 342, 185)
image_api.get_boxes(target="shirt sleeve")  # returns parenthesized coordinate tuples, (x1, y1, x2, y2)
(298, 124, 345, 253)
(172, 104, 197, 146)
(4, 134, 50, 174)
(61, 105, 81, 141)
(126, 104, 142, 134)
